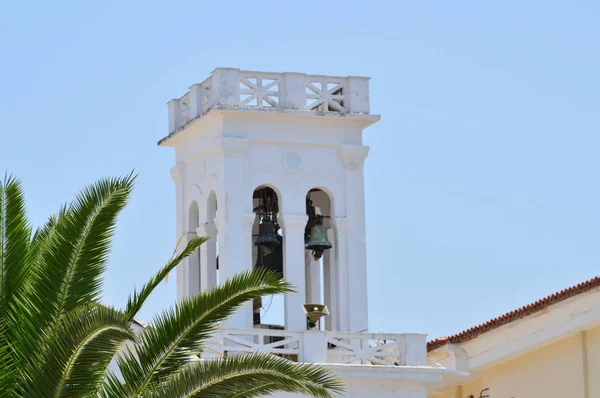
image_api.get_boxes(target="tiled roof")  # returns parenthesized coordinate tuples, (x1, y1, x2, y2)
(427, 275, 600, 352)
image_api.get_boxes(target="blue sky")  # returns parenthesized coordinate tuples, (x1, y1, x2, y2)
(1, 1, 599, 340)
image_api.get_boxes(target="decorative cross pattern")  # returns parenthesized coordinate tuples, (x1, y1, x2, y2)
(207, 329, 301, 360)
(305, 79, 346, 112)
(239, 76, 280, 107)
(326, 334, 403, 365)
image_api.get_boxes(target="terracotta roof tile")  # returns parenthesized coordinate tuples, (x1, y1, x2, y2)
(427, 275, 600, 352)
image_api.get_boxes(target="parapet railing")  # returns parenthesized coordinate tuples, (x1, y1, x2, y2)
(203, 328, 426, 366)
(168, 68, 371, 133)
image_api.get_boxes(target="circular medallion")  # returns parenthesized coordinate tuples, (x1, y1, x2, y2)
(283, 151, 303, 173)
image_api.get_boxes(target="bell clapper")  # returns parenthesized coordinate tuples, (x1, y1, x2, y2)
(312, 250, 324, 261)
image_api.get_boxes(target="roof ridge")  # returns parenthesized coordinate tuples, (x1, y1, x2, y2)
(427, 275, 600, 352)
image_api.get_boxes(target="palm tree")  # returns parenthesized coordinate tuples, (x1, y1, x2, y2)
(0, 174, 343, 397)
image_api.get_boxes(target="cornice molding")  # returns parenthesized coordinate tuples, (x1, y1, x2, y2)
(339, 144, 370, 170)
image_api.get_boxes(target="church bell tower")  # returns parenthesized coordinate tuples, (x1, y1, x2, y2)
(159, 68, 380, 333)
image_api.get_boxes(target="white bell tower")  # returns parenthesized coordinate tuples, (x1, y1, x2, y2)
(160, 68, 378, 332)
(160, 68, 450, 397)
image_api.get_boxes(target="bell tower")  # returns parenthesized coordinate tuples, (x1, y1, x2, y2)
(160, 68, 379, 332)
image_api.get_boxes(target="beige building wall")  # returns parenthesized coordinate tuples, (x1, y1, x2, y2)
(433, 327, 600, 398)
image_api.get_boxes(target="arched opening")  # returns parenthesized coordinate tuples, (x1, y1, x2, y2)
(305, 188, 334, 330)
(188, 201, 201, 297)
(251, 186, 284, 329)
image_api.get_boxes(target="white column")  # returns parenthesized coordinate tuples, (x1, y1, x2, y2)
(332, 217, 349, 331)
(346, 76, 370, 114)
(402, 334, 427, 366)
(211, 68, 240, 106)
(341, 144, 370, 332)
(323, 228, 337, 331)
(305, 253, 321, 304)
(167, 99, 181, 133)
(198, 222, 217, 292)
(184, 231, 201, 298)
(302, 331, 327, 363)
(188, 83, 203, 119)
(280, 72, 306, 110)
(281, 214, 308, 331)
(243, 212, 257, 271)
(219, 137, 252, 330)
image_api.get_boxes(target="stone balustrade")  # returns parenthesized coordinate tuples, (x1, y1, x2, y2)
(167, 68, 371, 133)
(203, 328, 427, 367)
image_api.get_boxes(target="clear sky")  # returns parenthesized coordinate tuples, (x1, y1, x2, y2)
(1, 1, 599, 340)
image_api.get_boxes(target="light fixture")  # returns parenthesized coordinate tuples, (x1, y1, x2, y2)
(302, 304, 329, 330)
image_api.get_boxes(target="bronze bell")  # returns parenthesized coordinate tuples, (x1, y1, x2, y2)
(254, 234, 283, 278)
(304, 198, 317, 243)
(254, 218, 280, 248)
(305, 217, 332, 260)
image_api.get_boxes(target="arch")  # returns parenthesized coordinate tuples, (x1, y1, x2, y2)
(251, 184, 284, 327)
(304, 188, 335, 331)
(245, 171, 290, 214)
(298, 172, 344, 218)
(192, 174, 219, 225)
(185, 184, 203, 205)
(206, 191, 217, 222)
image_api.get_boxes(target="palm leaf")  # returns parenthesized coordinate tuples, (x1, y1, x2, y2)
(30, 174, 135, 333)
(125, 236, 208, 321)
(148, 353, 344, 398)
(0, 175, 32, 394)
(108, 269, 294, 396)
(23, 303, 134, 398)
(0, 175, 32, 313)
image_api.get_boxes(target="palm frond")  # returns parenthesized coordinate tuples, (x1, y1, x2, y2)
(0, 315, 18, 394)
(111, 268, 294, 396)
(22, 303, 134, 398)
(0, 175, 33, 393)
(0, 175, 32, 312)
(125, 236, 208, 321)
(30, 174, 135, 333)
(147, 353, 344, 398)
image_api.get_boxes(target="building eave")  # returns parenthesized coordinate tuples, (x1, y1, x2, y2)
(157, 105, 381, 147)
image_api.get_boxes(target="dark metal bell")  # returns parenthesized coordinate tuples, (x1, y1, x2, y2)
(254, 233, 283, 325)
(254, 234, 283, 277)
(305, 223, 332, 257)
(254, 220, 280, 248)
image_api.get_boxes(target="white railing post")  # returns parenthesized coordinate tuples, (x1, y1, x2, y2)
(167, 98, 181, 133)
(302, 331, 327, 363)
(188, 83, 203, 119)
(402, 334, 427, 366)
(280, 72, 306, 110)
(346, 76, 370, 114)
(211, 68, 240, 106)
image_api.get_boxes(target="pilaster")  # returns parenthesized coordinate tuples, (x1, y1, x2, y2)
(340, 144, 370, 332)
(218, 136, 252, 329)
